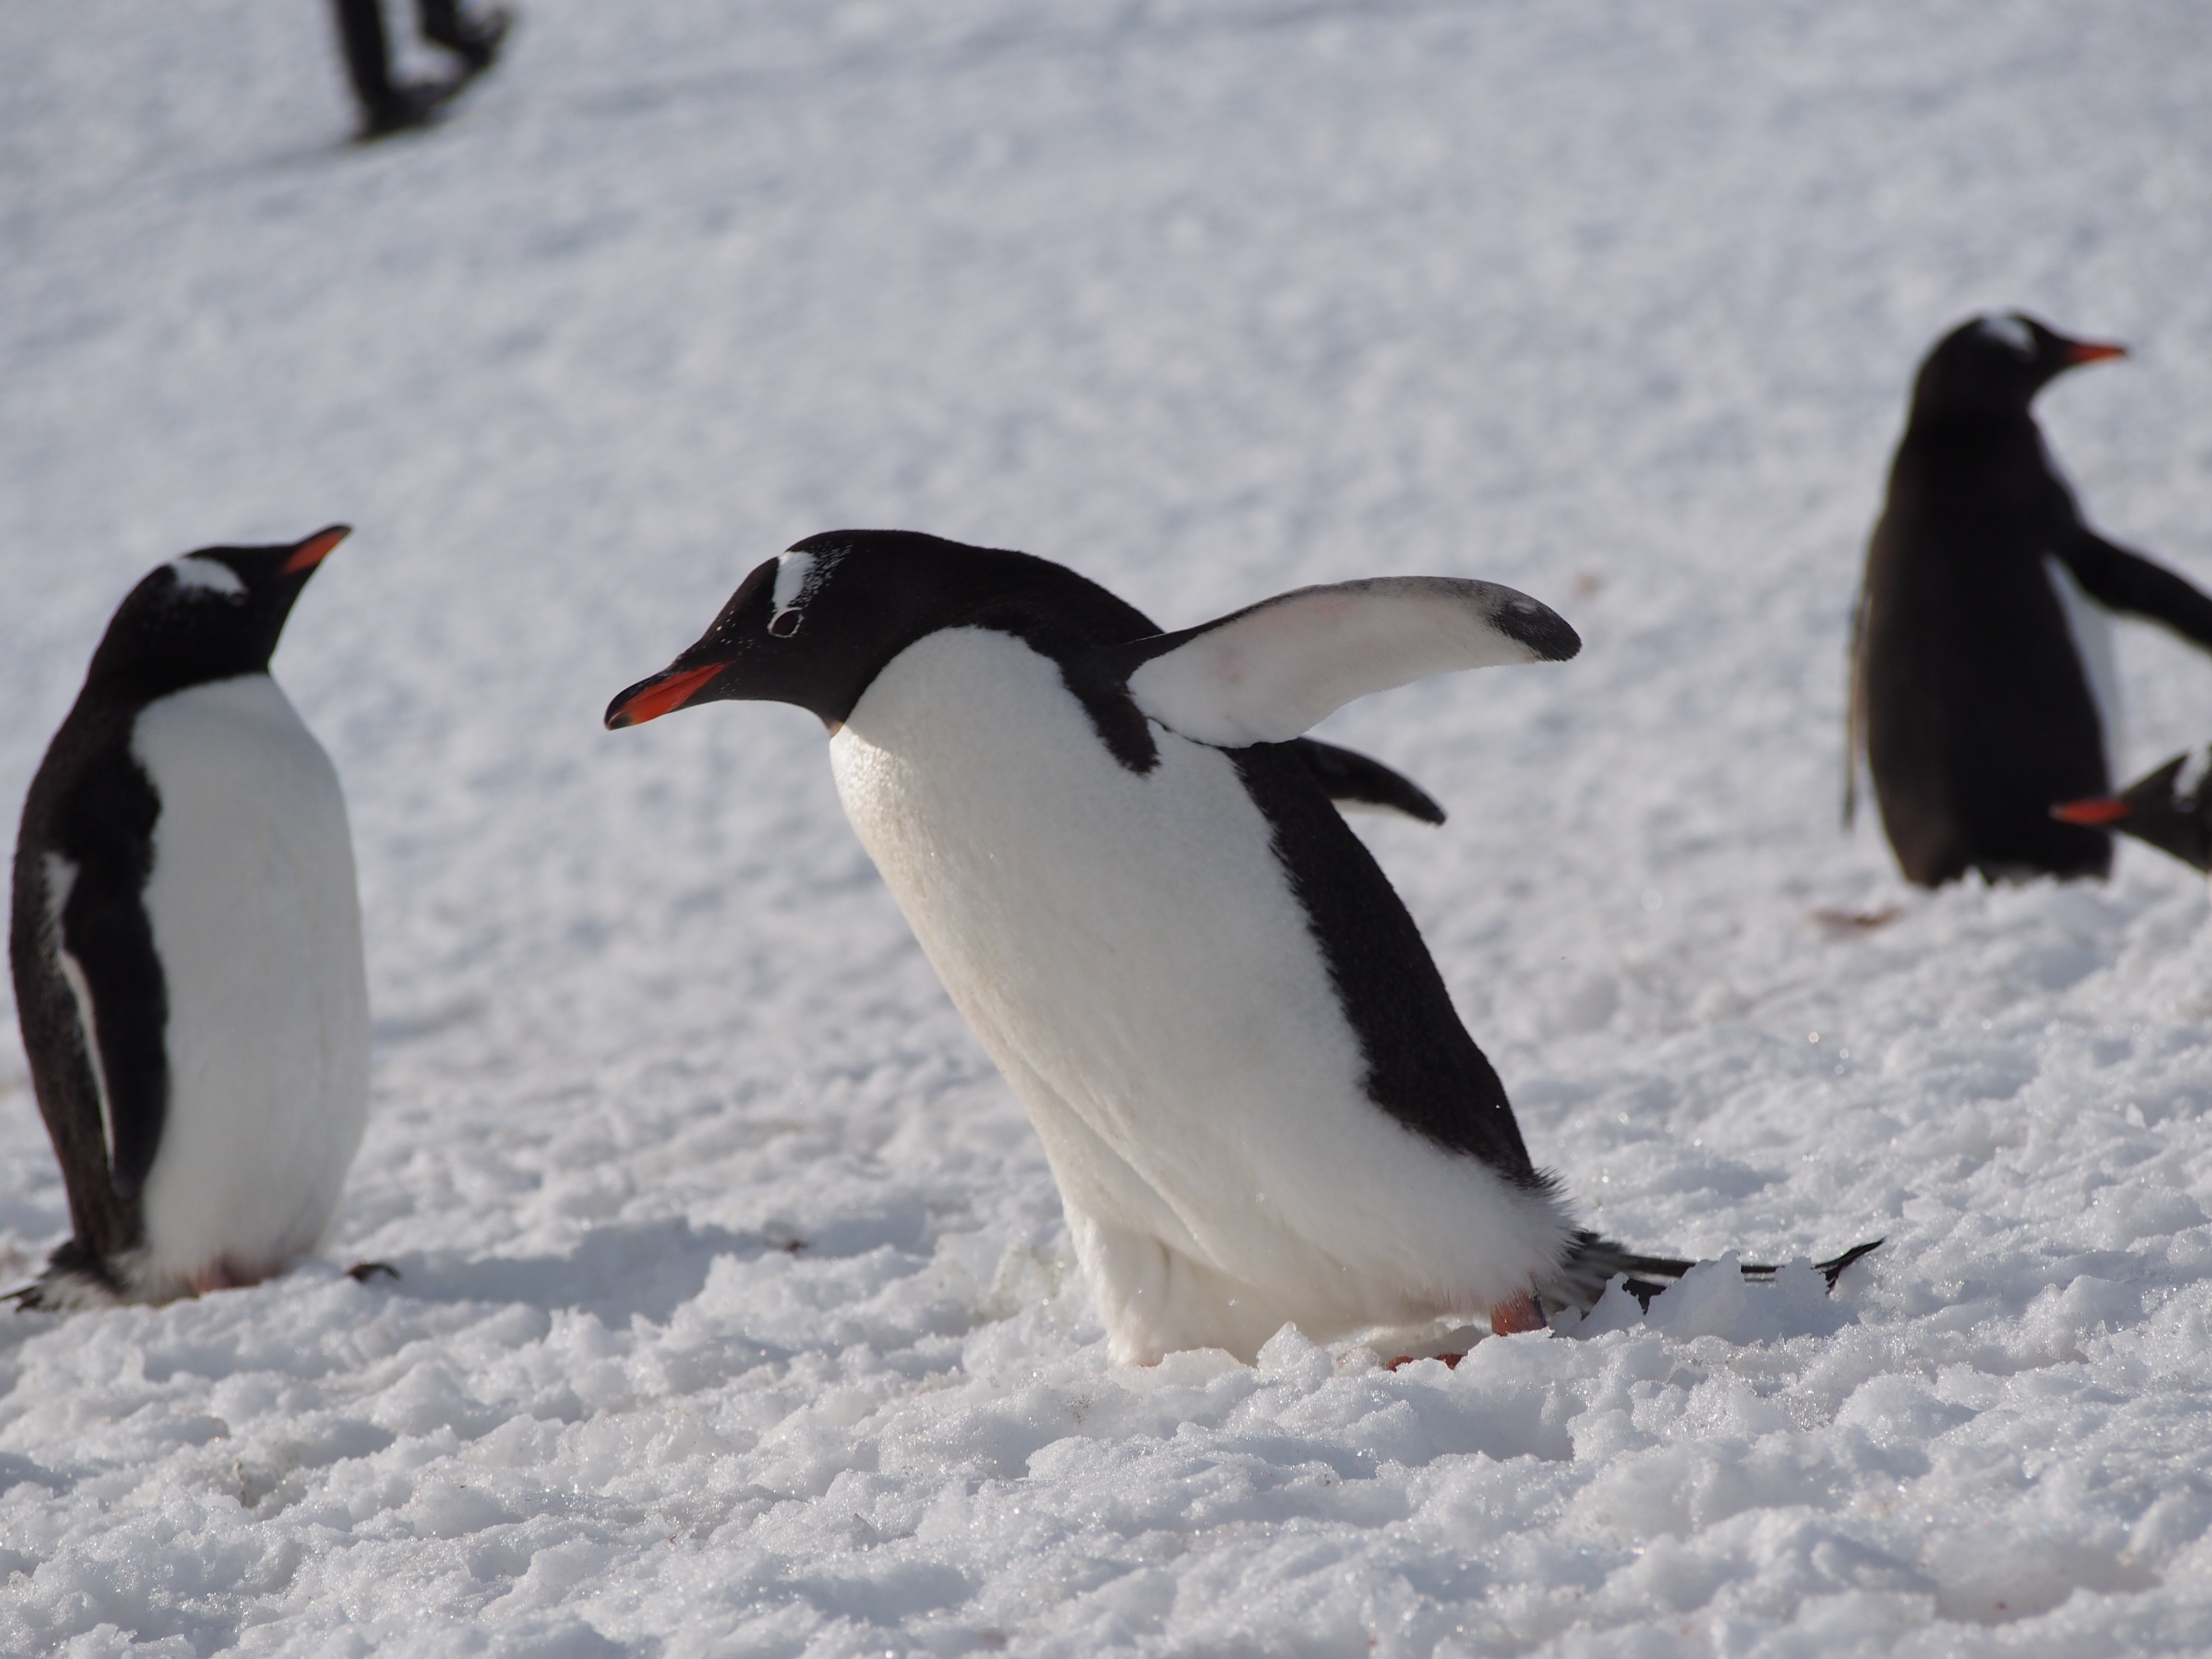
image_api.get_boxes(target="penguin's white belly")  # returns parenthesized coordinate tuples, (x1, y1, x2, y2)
(130, 674, 369, 1292)
(830, 629, 1565, 1362)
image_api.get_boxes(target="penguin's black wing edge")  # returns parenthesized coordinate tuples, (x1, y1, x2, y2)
(1291, 738, 1447, 826)
(2057, 531, 2212, 651)
(55, 870, 170, 1200)
(40, 743, 173, 1205)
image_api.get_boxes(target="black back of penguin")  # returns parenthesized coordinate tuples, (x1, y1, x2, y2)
(1852, 313, 2212, 886)
(9, 528, 356, 1305)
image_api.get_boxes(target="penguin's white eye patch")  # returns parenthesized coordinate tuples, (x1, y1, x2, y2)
(169, 556, 246, 599)
(767, 547, 844, 637)
(1979, 315, 2035, 357)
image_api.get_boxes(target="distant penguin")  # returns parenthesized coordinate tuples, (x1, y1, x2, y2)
(9, 528, 371, 1309)
(2053, 751, 2212, 880)
(1849, 312, 2212, 886)
(608, 531, 1869, 1363)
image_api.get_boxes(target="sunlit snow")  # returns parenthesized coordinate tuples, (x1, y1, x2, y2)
(4, 3, 2212, 1654)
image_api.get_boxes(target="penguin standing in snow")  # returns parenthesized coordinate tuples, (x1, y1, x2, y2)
(1849, 312, 2212, 886)
(609, 531, 1865, 1363)
(9, 528, 371, 1309)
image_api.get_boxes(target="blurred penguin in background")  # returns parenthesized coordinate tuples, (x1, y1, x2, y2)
(332, 0, 511, 140)
(1848, 312, 2212, 887)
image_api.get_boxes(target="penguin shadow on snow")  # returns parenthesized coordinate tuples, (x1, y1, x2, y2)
(365, 1216, 817, 1325)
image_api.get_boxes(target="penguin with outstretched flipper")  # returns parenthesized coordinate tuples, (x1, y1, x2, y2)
(610, 530, 1875, 1362)
(1850, 313, 2212, 886)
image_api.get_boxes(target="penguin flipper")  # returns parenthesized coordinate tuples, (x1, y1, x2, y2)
(51, 842, 171, 1204)
(1114, 577, 1581, 746)
(2056, 530, 2212, 652)
(1290, 737, 1447, 825)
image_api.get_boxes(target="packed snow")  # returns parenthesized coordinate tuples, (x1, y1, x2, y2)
(6, 2, 2212, 1653)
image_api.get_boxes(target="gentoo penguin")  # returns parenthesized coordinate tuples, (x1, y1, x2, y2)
(608, 531, 1866, 1363)
(2053, 751, 2212, 879)
(1849, 312, 2212, 886)
(9, 527, 371, 1309)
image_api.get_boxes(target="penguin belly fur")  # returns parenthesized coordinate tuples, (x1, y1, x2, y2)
(124, 674, 370, 1299)
(830, 627, 1574, 1364)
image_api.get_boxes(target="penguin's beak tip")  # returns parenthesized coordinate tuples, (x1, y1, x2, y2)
(605, 662, 726, 730)
(2051, 796, 2130, 826)
(2064, 340, 2128, 367)
(283, 525, 351, 575)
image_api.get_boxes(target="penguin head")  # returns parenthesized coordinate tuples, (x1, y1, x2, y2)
(1911, 313, 2128, 418)
(85, 526, 349, 701)
(2051, 752, 2212, 873)
(607, 530, 1070, 730)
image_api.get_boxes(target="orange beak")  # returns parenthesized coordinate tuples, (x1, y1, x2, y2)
(2063, 339, 2128, 366)
(2051, 796, 2131, 826)
(605, 662, 726, 729)
(283, 524, 351, 574)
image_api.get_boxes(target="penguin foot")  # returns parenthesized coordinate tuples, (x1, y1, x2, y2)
(1489, 1291, 1548, 1335)
(1811, 905, 1901, 936)
(347, 1260, 400, 1283)
(192, 1261, 251, 1295)
(426, 5, 512, 72)
(355, 76, 465, 142)
(1383, 1292, 1548, 1368)
(10, 1241, 127, 1313)
(1386, 1351, 1465, 1371)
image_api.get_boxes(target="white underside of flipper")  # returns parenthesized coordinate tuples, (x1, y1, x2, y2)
(125, 673, 370, 1300)
(1127, 577, 1572, 746)
(2046, 553, 2122, 772)
(830, 628, 1571, 1365)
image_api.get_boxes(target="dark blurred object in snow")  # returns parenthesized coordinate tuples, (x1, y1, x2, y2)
(332, 0, 511, 141)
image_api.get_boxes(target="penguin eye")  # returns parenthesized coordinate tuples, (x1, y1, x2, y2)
(765, 545, 845, 639)
(168, 557, 247, 600)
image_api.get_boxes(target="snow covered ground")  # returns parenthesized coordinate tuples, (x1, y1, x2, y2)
(6, 1, 2212, 1651)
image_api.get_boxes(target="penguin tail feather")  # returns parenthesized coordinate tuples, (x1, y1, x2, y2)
(1547, 1231, 1882, 1314)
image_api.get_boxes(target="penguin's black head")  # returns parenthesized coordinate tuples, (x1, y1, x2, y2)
(2051, 752, 2212, 873)
(607, 529, 1140, 731)
(84, 526, 349, 702)
(1910, 313, 2128, 419)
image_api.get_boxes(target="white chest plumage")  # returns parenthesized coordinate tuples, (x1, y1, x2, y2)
(128, 673, 370, 1292)
(829, 628, 1567, 1362)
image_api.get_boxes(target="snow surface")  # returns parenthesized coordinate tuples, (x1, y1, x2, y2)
(6, 1, 2212, 1652)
